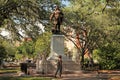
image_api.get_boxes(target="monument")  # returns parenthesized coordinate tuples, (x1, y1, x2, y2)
(36, 6, 81, 75)
(48, 5, 67, 60)
(46, 6, 80, 74)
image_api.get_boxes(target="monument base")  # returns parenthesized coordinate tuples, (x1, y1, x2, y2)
(45, 34, 81, 74)
(45, 60, 81, 74)
(47, 34, 66, 60)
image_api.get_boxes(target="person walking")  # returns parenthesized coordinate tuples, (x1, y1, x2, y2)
(55, 55, 62, 78)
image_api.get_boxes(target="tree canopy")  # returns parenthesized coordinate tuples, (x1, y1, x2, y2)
(0, 0, 120, 69)
(62, 0, 120, 69)
(0, 0, 61, 41)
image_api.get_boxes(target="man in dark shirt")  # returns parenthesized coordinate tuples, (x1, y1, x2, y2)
(55, 55, 62, 78)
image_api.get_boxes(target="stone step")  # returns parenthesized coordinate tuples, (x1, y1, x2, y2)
(63, 61, 80, 71)
(46, 60, 81, 73)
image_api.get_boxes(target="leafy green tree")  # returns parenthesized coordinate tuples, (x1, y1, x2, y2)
(17, 40, 35, 59)
(2, 40, 16, 60)
(93, 42, 120, 70)
(35, 32, 51, 57)
(16, 32, 51, 61)
(0, 38, 7, 67)
(0, 45, 7, 66)
(63, 0, 120, 69)
(63, 0, 103, 67)
(0, 38, 16, 64)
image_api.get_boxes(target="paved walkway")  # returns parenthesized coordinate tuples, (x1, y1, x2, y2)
(0, 71, 120, 80)
(0, 72, 98, 80)
(55, 73, 98, 80)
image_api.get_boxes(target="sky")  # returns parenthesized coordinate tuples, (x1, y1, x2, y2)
(1, 31, 9, 36)
(0, 28, 9, 37)
(62, 0, 70, 6)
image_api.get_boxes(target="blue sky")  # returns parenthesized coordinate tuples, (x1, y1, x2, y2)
(62, 0, 70, 6)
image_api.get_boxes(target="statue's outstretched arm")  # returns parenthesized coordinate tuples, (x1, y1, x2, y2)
(50, 12, 54, 21)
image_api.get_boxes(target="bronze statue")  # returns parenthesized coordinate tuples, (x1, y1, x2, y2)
(50, 6, 64, 34)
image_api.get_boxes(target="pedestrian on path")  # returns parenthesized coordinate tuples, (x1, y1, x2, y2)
(55, 55, 62, 78)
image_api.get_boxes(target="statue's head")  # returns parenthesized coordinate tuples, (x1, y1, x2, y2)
(58, 55, 62, 59)
(55, 5, 60, 10)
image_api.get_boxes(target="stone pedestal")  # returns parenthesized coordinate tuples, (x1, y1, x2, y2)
(47, 35, 66, 60)
(46, 35, 81, 74)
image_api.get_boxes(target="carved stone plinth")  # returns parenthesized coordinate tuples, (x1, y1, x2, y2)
(45, 35, 81, 74)
(47, 35, 66, 60)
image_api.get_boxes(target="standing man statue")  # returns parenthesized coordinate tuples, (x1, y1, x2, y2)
(50, 5, 64, 34)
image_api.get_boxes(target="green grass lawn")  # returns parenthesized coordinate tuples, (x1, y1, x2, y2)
(0, 69, 54, 80)
(0, 68, 19, 73)
(0, 77, 52, 80)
